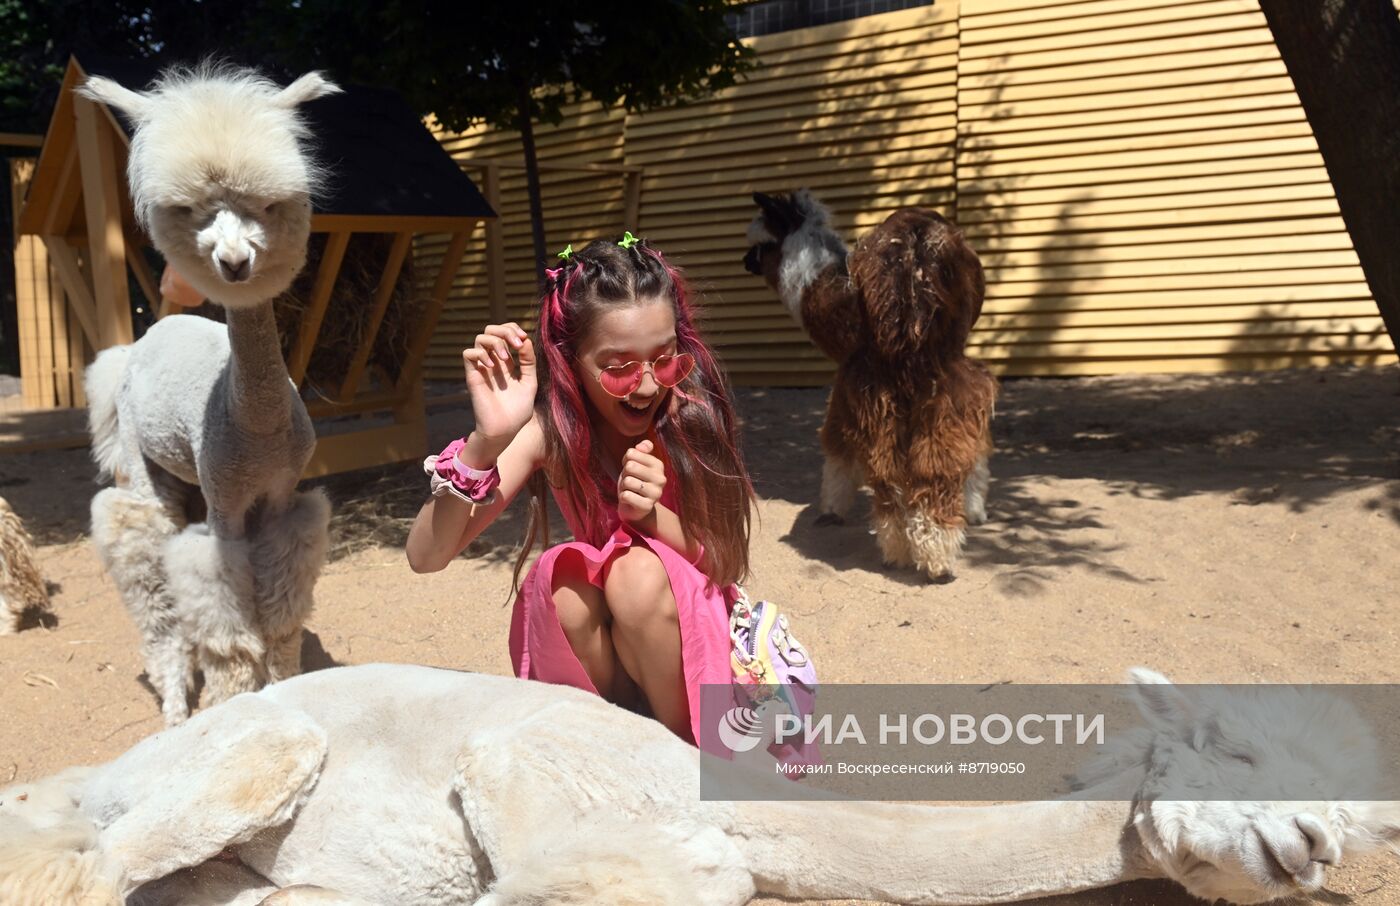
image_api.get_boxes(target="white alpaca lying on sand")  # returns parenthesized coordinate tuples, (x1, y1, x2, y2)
(0, 664, 1395, 906)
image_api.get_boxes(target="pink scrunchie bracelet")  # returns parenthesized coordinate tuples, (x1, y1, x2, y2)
(423, 437, 501, 511)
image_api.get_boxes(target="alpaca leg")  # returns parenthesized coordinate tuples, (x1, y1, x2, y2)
(871, 494, 913, 568)
(164, 526, 263, 708)
(815, 454, 861, 526)
(264, 633, 304, 686)
(0, 594, 16, 635)
(91, 486, 193, 724)
(200, 648, 263, 705)
(456, 728, 755, 906)
(477, 815, 753, 906)
(129, 858, 277, 906)
(80, 694, 326, 890)
(963, 454, 991, 527)
(251, 489, 331, 685)
(905, 503, 966, 581)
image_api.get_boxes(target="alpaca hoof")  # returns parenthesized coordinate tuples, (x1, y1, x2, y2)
(814, 512, 845, 527)
(162, 700, 190, 726)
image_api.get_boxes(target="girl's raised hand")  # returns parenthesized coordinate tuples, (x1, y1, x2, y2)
(462, 323, 536, 450)
(618, 439, 666, 526)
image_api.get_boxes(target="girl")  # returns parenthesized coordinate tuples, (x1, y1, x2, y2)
(406, 237, 754, 744)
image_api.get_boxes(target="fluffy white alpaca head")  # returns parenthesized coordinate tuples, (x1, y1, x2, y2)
(0, 768, 123, 906)
(1117, 669, 1400, 904)
(77, 63, 340, 309)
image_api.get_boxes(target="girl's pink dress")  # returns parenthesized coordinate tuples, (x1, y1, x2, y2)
(508, 472, 732, 745)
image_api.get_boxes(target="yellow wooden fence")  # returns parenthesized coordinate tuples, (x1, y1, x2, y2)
(429, 0, 1393, 384)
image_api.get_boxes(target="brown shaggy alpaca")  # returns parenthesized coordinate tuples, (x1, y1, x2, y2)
(0, 496, 51, 633)
(744, 190, 996, 580)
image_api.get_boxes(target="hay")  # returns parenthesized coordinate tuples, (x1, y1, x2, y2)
(272, 232, 424, 401)
(317, 463, 423, 561)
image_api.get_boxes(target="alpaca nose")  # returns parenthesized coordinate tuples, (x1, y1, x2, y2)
(218, 254, 250, 282)
(742, 245, 764, 276)
(1295, 814, 1339, 866)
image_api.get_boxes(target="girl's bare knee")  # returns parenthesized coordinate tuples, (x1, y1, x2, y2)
(552, 555, 607, 635)
(604, 547, 674, 628)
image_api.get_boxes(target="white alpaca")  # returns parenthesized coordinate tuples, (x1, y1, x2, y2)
(0, 497, 50, 634)
(0, 665, 1394, 905)
(78, 65, 337, 724)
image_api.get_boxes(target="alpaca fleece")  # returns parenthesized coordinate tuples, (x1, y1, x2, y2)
(748, 192, 997, 579)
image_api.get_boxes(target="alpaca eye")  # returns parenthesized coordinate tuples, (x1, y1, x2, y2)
(1231, 752, 1255, 767)
(263, 202, 278, 214)
(173, 205, 192, 216)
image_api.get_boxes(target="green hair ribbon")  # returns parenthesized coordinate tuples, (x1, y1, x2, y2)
(618, 231, 640, 250)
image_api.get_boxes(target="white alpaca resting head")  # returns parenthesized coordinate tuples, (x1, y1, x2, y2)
(1109, 669, 1400, 904)
(0, 767, 124, 905)
(77, 64, 341, 309)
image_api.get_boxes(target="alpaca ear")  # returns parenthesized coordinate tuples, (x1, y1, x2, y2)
(1128, 667, 1199, 734)
(76, 76, 154, 122)
(1352, 801, 1400, 847)
(274, 72, 342, 108)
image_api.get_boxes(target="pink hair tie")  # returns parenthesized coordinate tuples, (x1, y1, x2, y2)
(423, 437, 501, 513)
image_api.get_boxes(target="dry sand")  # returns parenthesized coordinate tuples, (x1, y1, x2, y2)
(2, 365, 1398, 905)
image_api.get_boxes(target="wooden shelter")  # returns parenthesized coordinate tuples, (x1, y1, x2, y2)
(12, 56, 494, 474)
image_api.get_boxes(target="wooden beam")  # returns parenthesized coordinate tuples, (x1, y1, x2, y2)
(310, 214, 482, 234)
(454, 157, 644, 175)
(395, 229, 471, 396)
(482, 163, 508, 322)
(15, 60, 80, 236)
(11, 159, 47, 409)
(302, 420, 426, 478)
(73, 92, 133, 349)
(66, 301, 87, 407)
(0, 132, 43, 148)
(43, 142, 81, 237)
(287, 230, 351, 386)
(623, 168, 643, 232)
(41, 235, 101, 348)
(306, 390, 399, 419)
(336, 230, 413, 402)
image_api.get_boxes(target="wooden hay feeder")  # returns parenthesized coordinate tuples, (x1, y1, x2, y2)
(13, 56, 493, 475)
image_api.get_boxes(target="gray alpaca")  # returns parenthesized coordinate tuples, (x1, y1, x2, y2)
(79, 65, 337, 724)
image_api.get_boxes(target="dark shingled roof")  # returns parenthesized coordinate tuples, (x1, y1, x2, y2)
(79, 56, 494, 220)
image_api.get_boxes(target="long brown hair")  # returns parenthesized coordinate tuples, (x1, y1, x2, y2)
(511, 238, 755, 591)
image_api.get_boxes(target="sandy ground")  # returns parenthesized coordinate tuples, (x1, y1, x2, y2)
(2, 365, 1398, 905)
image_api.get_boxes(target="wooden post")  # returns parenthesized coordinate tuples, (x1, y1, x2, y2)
(287, 230, 351, 386)
(336, 230, 413, 402)
(395, 229, 472, 395)
(11, 159, 48, 409)
(482, 163, 508, 323)
(40, 237, 101, 348)
(72, 93, 134, 349)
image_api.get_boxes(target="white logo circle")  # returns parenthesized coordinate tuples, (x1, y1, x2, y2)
(717, 705, 765, 753)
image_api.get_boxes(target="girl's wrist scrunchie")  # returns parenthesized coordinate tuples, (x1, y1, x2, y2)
(423, 437, 501, 511)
